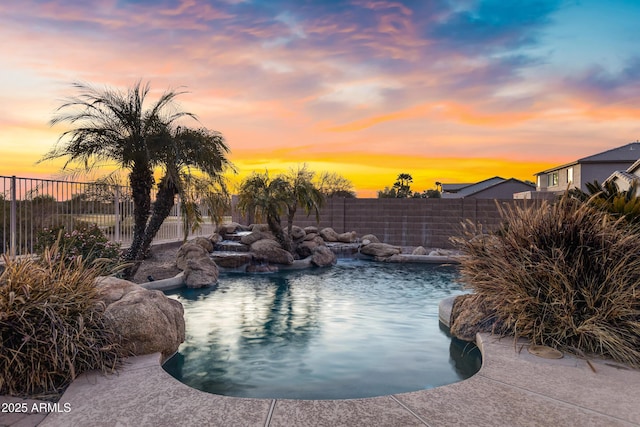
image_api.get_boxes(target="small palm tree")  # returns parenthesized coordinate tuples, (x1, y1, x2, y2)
(139, 126, 233, 257)
(569, 180, 640, 223)
(236, 171, 291, 251)
(393, 173, 413, 198)
(282, 165, 324, 236)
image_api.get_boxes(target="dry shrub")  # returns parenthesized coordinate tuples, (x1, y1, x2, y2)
(0, 246, 123, 399)
(453, 196, 640, 367)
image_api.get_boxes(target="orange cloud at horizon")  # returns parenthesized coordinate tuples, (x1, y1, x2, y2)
(325, 101, 541, 133)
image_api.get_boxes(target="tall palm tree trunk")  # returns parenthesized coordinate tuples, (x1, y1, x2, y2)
(139, 180, 178, 258)
(268, 214, 291, 252)
(124, 163, 154, 263)
(286, 207, 296, 236)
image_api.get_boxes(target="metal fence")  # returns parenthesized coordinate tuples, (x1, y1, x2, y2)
(0, 175, 219, 257)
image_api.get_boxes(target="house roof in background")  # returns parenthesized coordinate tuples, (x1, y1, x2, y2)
(440, 183, 473, 192)
(604, 170, 639, 186)
(452, 176, 506, 197)
(535, 142, 640, 175)
(625, 157, 640, 174)
(440, 176, 534, 198)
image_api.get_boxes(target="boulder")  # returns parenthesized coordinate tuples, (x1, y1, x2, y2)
(337, 231, 357, 243)
(359, 242, 401, 258)
(320, 227, 340, 242)
(211, 252, 253, 269)
(303, 232, 318, 241)
(311, 245, 337, 267)
(241, 230, 274, 246)
(95, 276, 185, 361)
(184, 256, 219, 288)
(412, 246, 428, 255)
(361, 234, 380, 245)
(289, 225, 306, 241)
(250, 239, 294, 265)
(95, 276, 139, 304)
(429, 249, 455, 257)
(449, 293, 499, 341)
(190, 236, 214, 253)
(218, 222, 244, 237)
(304, 226, 318, 234)
(250, 223, 270, 233)
(176, 242, 209, 270)
(296, 239, 319, 258)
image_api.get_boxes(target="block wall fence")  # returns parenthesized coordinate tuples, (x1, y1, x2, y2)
(232, 198, 535, 249)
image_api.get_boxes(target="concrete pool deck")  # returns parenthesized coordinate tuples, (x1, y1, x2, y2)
(2, 332, 639, 427)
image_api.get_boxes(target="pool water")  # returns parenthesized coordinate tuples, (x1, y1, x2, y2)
(163, 259, 481, 400)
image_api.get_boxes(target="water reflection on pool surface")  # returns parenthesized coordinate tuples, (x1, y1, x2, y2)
(163, 259, 481, 400)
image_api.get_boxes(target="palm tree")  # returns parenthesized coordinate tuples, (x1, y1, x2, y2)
(42, 81, 232, 270)
(236, 171, 291, 251)
(282, 165, 324, 236)
(569, 179, 640, 223)
(393, 173, 413, 198)
(139, 126, 233, 257)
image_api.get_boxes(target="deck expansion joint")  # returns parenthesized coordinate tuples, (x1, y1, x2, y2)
(389, 395, 431, 426)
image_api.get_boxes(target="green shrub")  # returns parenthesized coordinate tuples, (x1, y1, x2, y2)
(453, 196, 640, 367)
(35, 223, 121, 273)
(0, 246, 124, 399)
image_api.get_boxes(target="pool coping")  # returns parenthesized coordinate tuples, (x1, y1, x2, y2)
(4, 335, 639, 426)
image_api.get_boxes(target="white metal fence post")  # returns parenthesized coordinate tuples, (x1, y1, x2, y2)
(10, 175, 16, 259)
(114, 186, 121, 243)
(176, 196, 183, 241)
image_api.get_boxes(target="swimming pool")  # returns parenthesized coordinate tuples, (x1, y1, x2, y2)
(162, 258, 481, 400)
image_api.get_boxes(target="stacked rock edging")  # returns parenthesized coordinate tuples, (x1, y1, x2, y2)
(170, 224, 460, 282)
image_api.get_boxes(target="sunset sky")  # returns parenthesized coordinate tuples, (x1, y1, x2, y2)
(1, 0, 639, 196)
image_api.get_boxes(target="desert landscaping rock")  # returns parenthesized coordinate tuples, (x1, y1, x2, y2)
(311, 245, 337, 267)
(176, 242, 209, 270)
(183, 256, 219, 288)
(337, 231, 357, 243)
(449, 293, 499, 341)
(250, 239, 294, 265)
(361, 234, 380, 244)
(95, 277, 185, 360)
(218, 222, 245, 237)
(290, 225, 306, 240)
(211, 252, 253, 269)
(303, 232, 319, 241)
(320, 227, 340, 242)
(248, 223, 268, 232)
(360, 242, 401, 258)
(412, 246, 428, 255)
(189, 236, 214, 253)
(240, 230, 272, 245)
(95, 276, 140, 304)
(296, 239, 319, 258)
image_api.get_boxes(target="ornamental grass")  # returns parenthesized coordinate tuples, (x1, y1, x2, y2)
(0, 245, 123, 400)
(453, 195, 640, 368)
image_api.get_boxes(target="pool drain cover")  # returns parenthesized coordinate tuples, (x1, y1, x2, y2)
(528, 345, 563, 359)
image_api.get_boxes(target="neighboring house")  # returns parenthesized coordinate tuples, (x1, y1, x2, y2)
(535, 142, 640, 194)
(440, 183, 473, 195)
(440, 176, 535, 199)
(604, 158, 640, 194)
